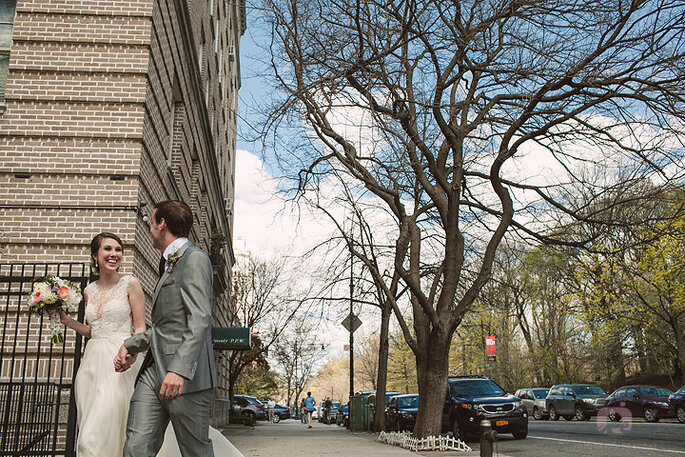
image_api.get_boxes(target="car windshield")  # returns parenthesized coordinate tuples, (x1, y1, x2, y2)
(450, 379, 506, 398)
(572, 385, 605, 395)
(397, 396, 419, 408)
(639, 386, 672, 396)
(532, 389, 549, 399)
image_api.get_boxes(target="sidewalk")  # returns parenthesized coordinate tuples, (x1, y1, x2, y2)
(220, 419, 482, 457)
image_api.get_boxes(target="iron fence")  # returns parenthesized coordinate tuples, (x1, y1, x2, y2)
(0, 263, 88, 457)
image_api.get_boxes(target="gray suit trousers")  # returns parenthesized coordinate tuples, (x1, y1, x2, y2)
(123, 369, 214, 457)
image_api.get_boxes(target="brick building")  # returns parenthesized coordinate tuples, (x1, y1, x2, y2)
(0, 0, 245, 441)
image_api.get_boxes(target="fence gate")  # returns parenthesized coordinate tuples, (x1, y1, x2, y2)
(0, 263, 88, 457)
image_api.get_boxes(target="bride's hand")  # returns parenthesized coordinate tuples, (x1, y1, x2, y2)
(59, 311, 69, 325)
(114, 344, 132, 372)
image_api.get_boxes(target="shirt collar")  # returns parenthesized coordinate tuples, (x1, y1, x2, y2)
(163, 237, 189, 260)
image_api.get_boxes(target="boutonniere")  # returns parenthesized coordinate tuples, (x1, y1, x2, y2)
(165, 251, 180, 273)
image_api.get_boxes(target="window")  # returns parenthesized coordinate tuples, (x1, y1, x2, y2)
(0, 0, 16, 103)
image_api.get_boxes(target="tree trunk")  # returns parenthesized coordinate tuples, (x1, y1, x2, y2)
(413, 331, 451, 438)
(373, 304, 391, 432)
(672, 318, 685, 383)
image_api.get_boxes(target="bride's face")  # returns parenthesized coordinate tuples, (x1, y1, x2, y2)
(96, 238, 123, 274)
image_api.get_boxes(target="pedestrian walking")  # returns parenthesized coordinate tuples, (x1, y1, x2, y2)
(267, 398, 276, 423)
(303, 392, 316, 428)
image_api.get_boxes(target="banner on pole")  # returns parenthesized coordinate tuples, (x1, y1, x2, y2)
(485, 336, 496, 361)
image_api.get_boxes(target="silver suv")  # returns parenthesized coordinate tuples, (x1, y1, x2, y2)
(232, 394, 267, 421)
(515, 387, 550, 420)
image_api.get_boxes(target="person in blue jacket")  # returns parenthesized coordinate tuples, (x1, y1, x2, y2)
(303, 392, 316, 428)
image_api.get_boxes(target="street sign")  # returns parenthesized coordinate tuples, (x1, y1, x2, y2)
(340, 313, 362, 333)
(343, 344, 350, 351)
(212, 327, 251, 350)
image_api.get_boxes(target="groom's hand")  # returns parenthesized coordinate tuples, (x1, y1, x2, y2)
(160, 372, 185, 400)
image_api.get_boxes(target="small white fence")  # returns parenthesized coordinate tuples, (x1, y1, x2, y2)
(377, 431, 472, 452)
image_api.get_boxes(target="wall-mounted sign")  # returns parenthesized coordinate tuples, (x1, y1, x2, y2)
(212, 327, 251, 350)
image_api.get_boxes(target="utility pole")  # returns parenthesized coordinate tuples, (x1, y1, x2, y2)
(349, 241, 354, 400)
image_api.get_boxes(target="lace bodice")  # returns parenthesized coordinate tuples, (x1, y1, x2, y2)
(84, 275, 134, 338)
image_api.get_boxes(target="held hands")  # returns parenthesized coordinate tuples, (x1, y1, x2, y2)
(160, 372, 185, 400)
(113, 344, 137, 372)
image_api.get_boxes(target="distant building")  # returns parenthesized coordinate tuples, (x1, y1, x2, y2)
(0, 0, 245, 440)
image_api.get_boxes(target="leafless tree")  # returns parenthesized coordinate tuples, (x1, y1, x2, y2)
(271, 318, 324, 412)
(258, 0, 685, 436)
(227, 256, 299, 401)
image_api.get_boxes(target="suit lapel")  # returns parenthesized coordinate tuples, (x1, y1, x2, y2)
(151, 242, 193, 311)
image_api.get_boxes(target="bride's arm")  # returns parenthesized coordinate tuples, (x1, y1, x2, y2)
(127, 276, 146, 335)
(59, 293, 91, 339)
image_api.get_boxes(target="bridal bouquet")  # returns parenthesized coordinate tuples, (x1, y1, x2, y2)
(27, 275, 82, 344)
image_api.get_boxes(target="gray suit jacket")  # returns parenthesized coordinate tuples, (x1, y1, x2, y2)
(125, 242, 217, 394)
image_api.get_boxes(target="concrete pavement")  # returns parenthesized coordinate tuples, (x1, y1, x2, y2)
(221, 419, 483, 457)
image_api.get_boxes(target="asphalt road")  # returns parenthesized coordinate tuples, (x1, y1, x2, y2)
(488, 418, 685, 457)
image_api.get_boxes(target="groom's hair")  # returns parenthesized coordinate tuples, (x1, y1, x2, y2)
(154, 200, 193, 237)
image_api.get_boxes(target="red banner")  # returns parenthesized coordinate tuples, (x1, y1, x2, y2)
(485, 336, 496, 356)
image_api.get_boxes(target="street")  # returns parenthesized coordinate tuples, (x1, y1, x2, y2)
(223, 418, 685, 457)
(497, 419, 685, 457)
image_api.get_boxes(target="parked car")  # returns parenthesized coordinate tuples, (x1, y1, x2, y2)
(365, 391, 402, 429)
(259, 400, 291, 422)
(385, 394, 418, 432)
(442, 376, 528, 441)
(330, 401, 342, 417)
(546, 384, 606, 421)
(318, 401, 341, 423)
(336, 402, 350, 427)
(668, 385, 685, 424)
(274, 403, 291, 421)
(605, 385, 673, 422)
(232, 394, 267, 421)
(515, 387, 550, 420)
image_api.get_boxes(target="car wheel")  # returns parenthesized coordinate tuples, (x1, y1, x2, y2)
(607, 408, 621, 422)
(273, 414, 281, 424)
(452, 419, 465, 441)
(677, 406, 685, 424)
(574, 405, 588, 421)
(644, 406, 660, 423)
(548, 405, 559, 421)
(512, 424, 528, 440)
(532, 407, 543, 420)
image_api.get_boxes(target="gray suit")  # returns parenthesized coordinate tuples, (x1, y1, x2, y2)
(123, 242, 216, 457)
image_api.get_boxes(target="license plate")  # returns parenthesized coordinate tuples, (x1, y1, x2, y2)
(495, 420, 508, 426)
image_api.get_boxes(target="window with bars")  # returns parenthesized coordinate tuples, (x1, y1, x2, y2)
(0, 0, 16, 104)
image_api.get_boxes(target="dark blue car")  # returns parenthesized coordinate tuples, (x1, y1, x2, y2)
(668, 385, 685, 424)
(385, 394, 418, 432)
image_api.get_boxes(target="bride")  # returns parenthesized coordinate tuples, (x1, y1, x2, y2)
(61, 232, 243, 457)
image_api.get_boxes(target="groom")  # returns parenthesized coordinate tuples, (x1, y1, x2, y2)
(115, 200, 216, 457)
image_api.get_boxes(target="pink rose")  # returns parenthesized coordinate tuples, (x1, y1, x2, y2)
(58, 286, 70, 300)
(32, 291, 42, 303)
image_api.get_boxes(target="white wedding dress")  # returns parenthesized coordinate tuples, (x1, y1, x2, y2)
(74, 275, 243, 457)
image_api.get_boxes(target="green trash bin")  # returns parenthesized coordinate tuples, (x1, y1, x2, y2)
(362, 403, 371, 431)
(349, 395, 365, 432)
